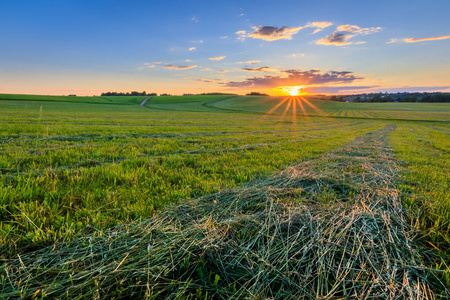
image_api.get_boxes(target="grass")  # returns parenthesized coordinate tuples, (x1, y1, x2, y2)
(390, 123, 450, 284)
(0, 93, 449, 298)
(208, 96, 450, 121)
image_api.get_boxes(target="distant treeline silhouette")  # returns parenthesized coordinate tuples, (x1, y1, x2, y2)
(101, 91, 156, 96)
(333, 92, 450, 103)
(183, 92, 238, 96)
(101, 91, 238, 97)
(246, 92, 269, 96)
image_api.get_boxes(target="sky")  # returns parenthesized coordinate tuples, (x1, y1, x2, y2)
(1, 0, 449, 96)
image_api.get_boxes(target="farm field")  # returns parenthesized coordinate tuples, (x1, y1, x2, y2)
(0, 94, 449, 298)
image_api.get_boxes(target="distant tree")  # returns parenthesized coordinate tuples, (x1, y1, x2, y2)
(246, 92, 269, 96)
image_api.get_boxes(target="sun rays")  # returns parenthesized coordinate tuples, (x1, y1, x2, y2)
(261, 96, 325, 122)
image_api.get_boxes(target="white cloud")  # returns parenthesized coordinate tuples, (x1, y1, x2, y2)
(209, 56, 226, 61)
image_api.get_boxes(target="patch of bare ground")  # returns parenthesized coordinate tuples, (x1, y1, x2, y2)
(1, 125, 447, 299)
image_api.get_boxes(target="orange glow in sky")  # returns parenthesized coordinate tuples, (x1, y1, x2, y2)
(276, 86, 307, 96)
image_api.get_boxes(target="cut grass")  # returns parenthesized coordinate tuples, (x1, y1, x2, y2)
(0, 99, 378, 256)
(390, 123, 450, 285)
(1, 125, 447, 298)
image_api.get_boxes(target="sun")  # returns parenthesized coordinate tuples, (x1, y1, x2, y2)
(289, 88, 300, 96)
(278, 85, 306, 96)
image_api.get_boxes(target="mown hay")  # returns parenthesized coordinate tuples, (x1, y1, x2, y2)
(1, 125, 447, 299)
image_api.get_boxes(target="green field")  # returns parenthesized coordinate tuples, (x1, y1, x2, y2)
(0, 94, 449, 298)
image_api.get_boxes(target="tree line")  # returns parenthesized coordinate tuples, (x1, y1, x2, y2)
(101, 91, 157, 96)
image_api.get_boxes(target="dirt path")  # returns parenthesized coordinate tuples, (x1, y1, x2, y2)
(3, 125, 446, 298)
(139, 96, 152, 107)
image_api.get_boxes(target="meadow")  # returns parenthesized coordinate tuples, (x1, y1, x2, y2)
(0, 94, 449, 298)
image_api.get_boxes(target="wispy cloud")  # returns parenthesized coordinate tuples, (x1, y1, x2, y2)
(224, 69, 363, 88)
(189, 47, 196, 51)
(218, 70, 229, 73)
(387, 35, 450, 44)
(305, 21, 333, 34)
(387, 38, 398, 44)
(163, 65, 197, 70)
(236, 21, 333, 41)
(237, 26, 304, 41)
(191, 17, 199, 23)
(190, 78, 225, 83)
(239, 66, 280, 72)
(209, 56, 226, 61)
(291, 53, 305, 57)
(317, 24, 382, 46)
(336, 24, 382, 35)
(246, 60, 260, 64)
(201, 68, 211, 71)
(404, 34, 450, 43)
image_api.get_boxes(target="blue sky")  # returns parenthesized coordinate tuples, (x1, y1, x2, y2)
(1, 0, 449, 95)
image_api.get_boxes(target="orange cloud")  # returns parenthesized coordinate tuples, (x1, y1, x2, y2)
(305, 22, 333, 34)
(246, 60, 260, 64)
(239, 66, 280, 72)
(218, 70, 229, 73)
(316, 24, 382, 46)
(209, 56, 226, 61)
(316, 32, 354, 45)
(387, 38, 398, 44)
(163, 65, 197, 70)
(238, 25, 303, 41)
(404, 35, 450, 43)
(224, 69, 363, 88)
(336, 24, 382, 35)
(189, 47, 196, 51)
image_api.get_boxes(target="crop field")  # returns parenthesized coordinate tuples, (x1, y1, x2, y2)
(0, 94, 449, 298)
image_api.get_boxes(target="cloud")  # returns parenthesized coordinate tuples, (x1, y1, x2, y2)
(220, 36, 229, 39)
(246, 60, 260, 64)
(209, 56, 226, 61)
(190, 78, 225, 84)
(404, 35, 450, 43)
(316, 32, 354, 45)
(191, 17, 198, 23)
(239, 66, 280, 72)
(223, 69, 363, 88)
(201, 68, 211, 71)
(317, 24, 382, 46)
(291, 53, 305, 57)
(218, 70, 229, 73)
(305, 22, 333, 34)
(189, 47, 196, 51)
(387, 38, 398, 44)
(355, 41, 366, 44)
(163, 65, 197, 70)
(336, 24, 382, 35)
(237, 25, 304, 41)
